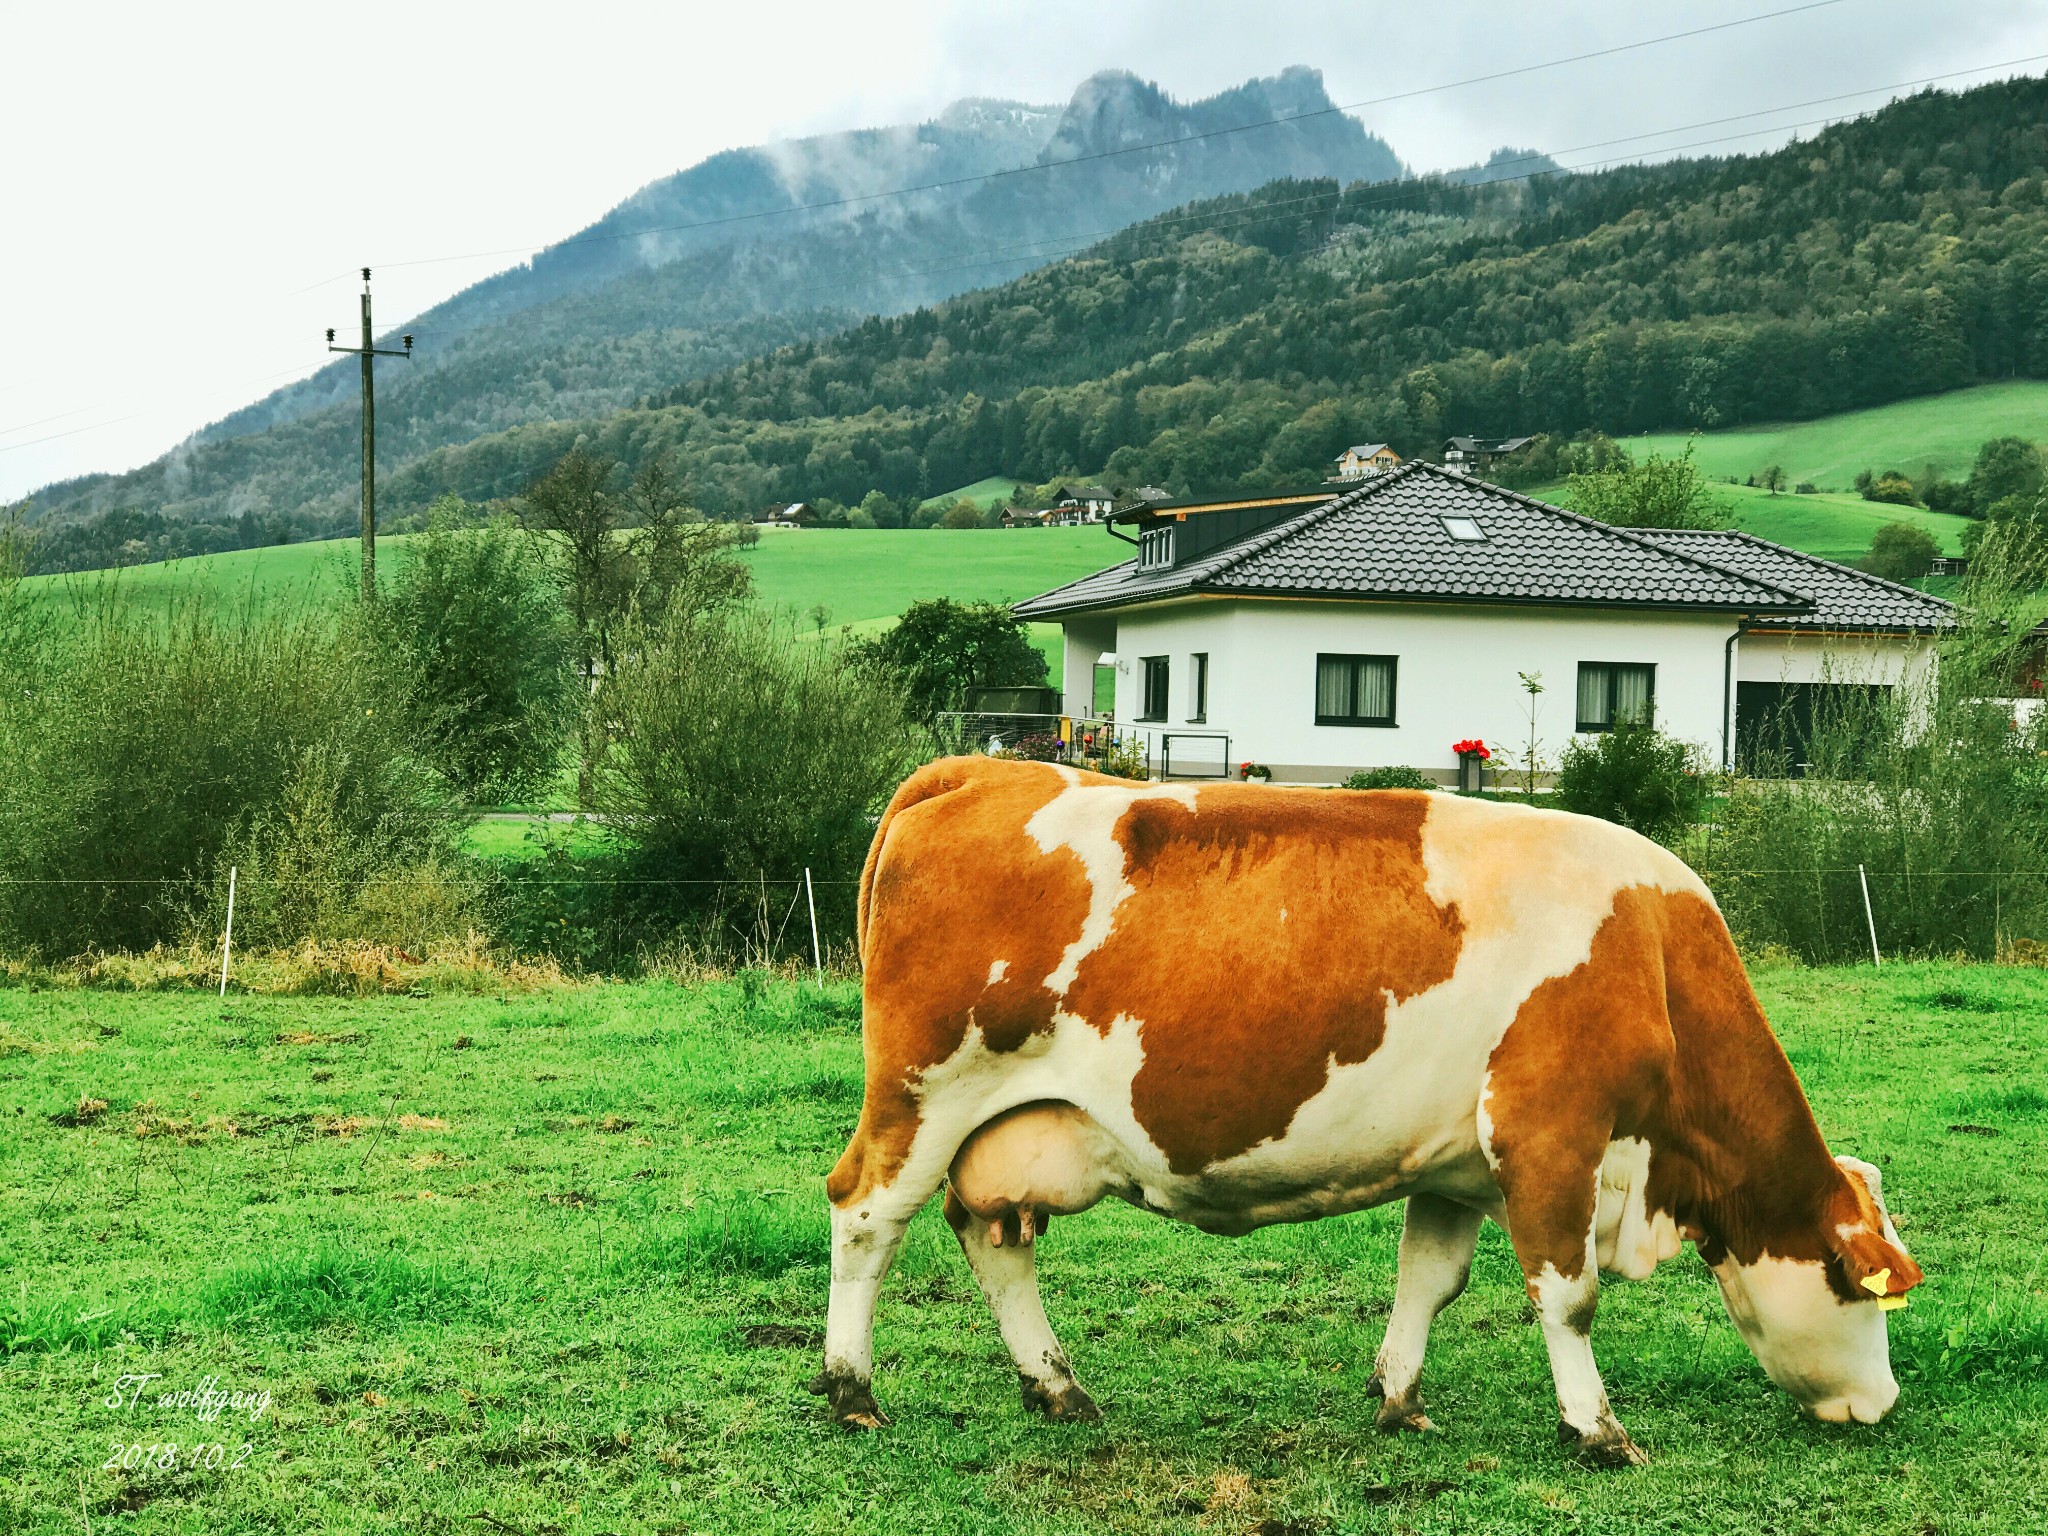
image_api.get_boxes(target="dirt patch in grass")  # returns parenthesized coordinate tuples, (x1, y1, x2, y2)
(739, 1323, 822, 1349)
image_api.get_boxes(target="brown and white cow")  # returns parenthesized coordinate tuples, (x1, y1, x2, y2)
(812, 758, 1922, 1465)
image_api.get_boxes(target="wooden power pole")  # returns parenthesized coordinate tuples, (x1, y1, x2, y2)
(327, 268, 413, 601)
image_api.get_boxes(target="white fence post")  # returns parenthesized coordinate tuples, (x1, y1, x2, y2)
(804, 867, 823, 989)
(1858, 863, 1880, 968)
(218, 866, 238, 997)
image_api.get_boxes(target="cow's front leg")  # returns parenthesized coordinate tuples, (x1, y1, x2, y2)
(1522, 1234, 1644, 1467)
(944, 1188, 1099, 1421)
(1367, 1193, 1483, 1433)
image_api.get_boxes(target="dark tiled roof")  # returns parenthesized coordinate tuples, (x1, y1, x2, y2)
(1634, 529, 1958, 633)
(1015, 463, 1810, 620)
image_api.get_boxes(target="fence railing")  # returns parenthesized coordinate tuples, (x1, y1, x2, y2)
(932, 712, 1231, 780)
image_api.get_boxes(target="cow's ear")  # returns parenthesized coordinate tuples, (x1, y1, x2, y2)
(1829, 1222, 1923, 1299)
(1827, 1161, 1923, 1299)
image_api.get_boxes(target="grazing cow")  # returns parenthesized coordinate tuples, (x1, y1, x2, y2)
(812, 758, 1922, 1465)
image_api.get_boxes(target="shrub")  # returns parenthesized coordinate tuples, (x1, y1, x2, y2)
(384, 508, 577, 803)
(1795, 481, 1820, 495)
(1565, 442, 1731, 530)
(1861, 471, 1921, 506)
(0, 603, 459, 957)
(1343, 765, 1435, 790)
(1859, 522, 1939, 583)
(1554, 723, 1712, 843)
(595, 609, 920, 949)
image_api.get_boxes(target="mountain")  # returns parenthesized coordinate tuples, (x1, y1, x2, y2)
(19, 67, 1403, 562)
(349, 75, 2048, 521)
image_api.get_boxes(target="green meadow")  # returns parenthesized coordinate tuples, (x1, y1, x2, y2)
(2, 961, 2044, 1534)
(1622, 380, 2048, 491)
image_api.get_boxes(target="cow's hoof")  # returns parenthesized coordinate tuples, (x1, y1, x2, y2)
(1020, 1374, 1102, 1423)
(1374, 1393, 1436, 1435)
(808, 1369, 891, 1430)
(1559, 1417, 1647, 1468)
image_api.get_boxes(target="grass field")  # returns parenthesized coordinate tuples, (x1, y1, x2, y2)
(1623, 381, 2048, 491)
(1531, 480, 1974, 565)
(3, 962, 2044, 1534)
(922, 476, 1026, 511)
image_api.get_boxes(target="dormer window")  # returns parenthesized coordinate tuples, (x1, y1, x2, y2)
(1441, 516, 1487, 541)
(1138, 526, 1176, 570)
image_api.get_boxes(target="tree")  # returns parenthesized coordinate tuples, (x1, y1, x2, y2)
(386, 500, 577, 803)
(1761, 464, 1787, 496)
(1858, 522, 1939, 584)
(1564, 443, 1730, 530)
(1963, 486, 2048, 593)
(1966, 437, 2045, 516)
(853, 599, 1048, 724)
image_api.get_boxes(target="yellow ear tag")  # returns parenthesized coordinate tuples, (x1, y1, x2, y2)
(1860, 1268, 1891, 1297)
(1877, 1294, 1908, 1312)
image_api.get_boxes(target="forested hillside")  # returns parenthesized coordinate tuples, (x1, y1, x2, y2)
(372, 74, 2048, 519)
(19, 67, 1402, 566)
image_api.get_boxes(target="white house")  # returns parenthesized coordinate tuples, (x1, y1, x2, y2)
(1013, 464, 1953, 783)
(1334, 443, 1402, 479)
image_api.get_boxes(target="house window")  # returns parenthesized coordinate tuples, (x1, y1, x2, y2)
(1138, 526, 1175, 570)
(1577, 662, 1656, 731)
(1140, 656, 1170, 721)
(1440, 516, 1486, 541)
(1187, 653, 1208, 723)
(1315, 654, 1397, 727)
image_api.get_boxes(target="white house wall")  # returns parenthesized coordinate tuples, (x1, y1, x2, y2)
(1084, 597, 1740, 784)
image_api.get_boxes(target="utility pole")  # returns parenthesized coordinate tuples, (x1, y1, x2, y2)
(327, 268, 413, 602)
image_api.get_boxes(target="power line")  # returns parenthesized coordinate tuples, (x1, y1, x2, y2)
(306, 0, 1850, 286)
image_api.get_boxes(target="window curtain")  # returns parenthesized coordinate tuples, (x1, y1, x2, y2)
(1316, 657, 1352, 718)
(1356, 658, 1394, 720)
(1613, 664, 1652, 724)
(1578, 664, 1610, 728)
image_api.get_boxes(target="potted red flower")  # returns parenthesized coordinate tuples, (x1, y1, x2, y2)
(1451, 738, 1490, 794)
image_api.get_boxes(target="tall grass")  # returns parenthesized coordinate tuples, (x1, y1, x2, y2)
(1700, 592, 2048, 960)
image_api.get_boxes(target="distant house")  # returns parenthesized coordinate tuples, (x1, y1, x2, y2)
(1015, 464, 1953, 784)
(1442, 436, 1533, 474)
(1045, 484, 1116, 524)
(754, 502, 818, 527)
(1000, 507, 1053, 529)
(1334, 443, 1402, 479)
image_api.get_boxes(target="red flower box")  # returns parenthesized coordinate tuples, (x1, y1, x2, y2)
(1451, 739, 1490, 759)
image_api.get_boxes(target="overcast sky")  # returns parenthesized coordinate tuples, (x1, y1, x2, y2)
(5, 0, 2046, 502)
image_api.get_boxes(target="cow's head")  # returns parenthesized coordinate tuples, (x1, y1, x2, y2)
(1709, 1155, 1923, 1424)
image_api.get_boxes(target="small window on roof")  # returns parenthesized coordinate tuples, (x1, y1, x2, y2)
(1441, 516, 1487, 541)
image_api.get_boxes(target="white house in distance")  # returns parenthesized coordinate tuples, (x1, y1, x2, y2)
(1013, 464, 1954, 783)
(1334, 442, 1402, 479)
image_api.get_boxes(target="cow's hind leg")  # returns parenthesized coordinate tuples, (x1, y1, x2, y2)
(811, 1099, 951, 1430)
(945, 1189, 1099, 1422)
(1367, 1193, 1483, 1433)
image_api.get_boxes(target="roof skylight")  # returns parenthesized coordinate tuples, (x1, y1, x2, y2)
(1441, 516, 1487, 542)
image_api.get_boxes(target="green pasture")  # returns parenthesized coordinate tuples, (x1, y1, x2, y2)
(3, 962, 2044, 1534)
(1527, 478, 1969, 565)
(1621, 380, 2048, 491)
(922, 476, 1026, 510)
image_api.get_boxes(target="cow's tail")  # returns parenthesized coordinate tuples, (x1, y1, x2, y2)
(857, 758, 981, 970)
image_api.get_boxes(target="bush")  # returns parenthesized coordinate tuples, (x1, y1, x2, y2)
(1565, 442, 1730, 530)
(1343, 765, 1435, 790)
(595, 609, 920, 948)
(1859, 522, 1940, 583)
(385, 507, 577, 803)
(1861, 471, 1921, 506)
(1554, 723, 1712, 843)
(0, 603, 459, 957)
